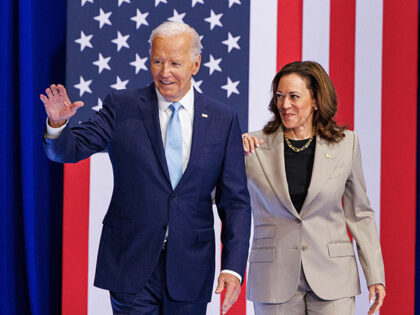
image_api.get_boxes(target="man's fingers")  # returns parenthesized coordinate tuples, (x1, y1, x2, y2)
(221, 285, 240, 314)
(40, 94, 48, 104)
(215, 278, 225, 294)
(50, 84, 59, 96)
(221, 289, 234, 314)
(223, 285, 235, 305)
(72, 101, 84, 110)
(57, 84, 67, 96)
(45, 88, 53, 99)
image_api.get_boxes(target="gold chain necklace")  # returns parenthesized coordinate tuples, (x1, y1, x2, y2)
(284, 128, 316, 153)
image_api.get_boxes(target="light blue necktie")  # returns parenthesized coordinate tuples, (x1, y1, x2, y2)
(165, 102, 183, 189)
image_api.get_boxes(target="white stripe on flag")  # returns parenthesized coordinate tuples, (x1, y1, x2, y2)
(248, 0, 278, 132)
(353, 0, 383, 314)
(89, 153, 114, 315)
(302, 0, 330, 71)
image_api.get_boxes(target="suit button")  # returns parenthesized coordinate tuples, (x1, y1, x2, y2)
(301, 245, 308, 251)
(169, 194, 176, 200)
(295, 218, 301, 223)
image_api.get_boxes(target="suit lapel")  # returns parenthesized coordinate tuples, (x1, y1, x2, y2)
(255, 128, 300, 218)
(137, 84, 171, 185)
(300, 135, 341, 213)
(174, 90, 209, 191)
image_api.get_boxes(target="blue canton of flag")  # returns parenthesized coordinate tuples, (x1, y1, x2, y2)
(66, 0, 250, 131)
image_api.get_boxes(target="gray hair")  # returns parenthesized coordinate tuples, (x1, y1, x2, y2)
(149, 21, 202, 61)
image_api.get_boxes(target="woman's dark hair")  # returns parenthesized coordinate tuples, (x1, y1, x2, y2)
(263, 61, 346, 142)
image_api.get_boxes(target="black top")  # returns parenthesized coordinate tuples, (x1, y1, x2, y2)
(284, 137, 316, 213)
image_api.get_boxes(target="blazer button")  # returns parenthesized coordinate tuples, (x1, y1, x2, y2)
(295, 218, 301, 223)
(169, 194, 176, 200)
(301, 245, 308, 251)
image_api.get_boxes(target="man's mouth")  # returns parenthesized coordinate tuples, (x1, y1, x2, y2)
(160, 80, 174, 85)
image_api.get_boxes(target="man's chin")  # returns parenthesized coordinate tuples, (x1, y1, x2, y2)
(160, 92, 179, 102)
(157, 88, 183, 103)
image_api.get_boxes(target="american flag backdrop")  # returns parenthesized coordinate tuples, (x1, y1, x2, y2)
(62, 1, 417, 314)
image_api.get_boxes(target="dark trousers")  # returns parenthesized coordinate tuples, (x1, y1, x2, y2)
(110, 249, 207, 315)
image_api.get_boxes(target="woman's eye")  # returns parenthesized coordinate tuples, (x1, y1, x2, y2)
(291, 94, 299, 99)
(276, 93, 284, 99)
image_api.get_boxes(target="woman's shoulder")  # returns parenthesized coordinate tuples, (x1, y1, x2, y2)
(342, 129, 355, 141)
(248, 130, 265, 138)
(334, 129, 357, 145)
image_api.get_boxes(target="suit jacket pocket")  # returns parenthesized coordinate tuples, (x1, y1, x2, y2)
(328, 242, 355, 258)
(196, 227, 215, 243)
(249, 247, 275, 263)
(102, 213, 135, 230)
(253, 224, 276, 239)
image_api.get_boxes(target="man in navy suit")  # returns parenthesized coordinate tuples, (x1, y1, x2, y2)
(41, 21, 251, 315)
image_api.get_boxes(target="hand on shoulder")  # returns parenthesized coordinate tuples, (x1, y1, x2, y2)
(242, 133, 264, 156)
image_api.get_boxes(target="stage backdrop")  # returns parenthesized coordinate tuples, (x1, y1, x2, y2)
(62, 1, 417, 314)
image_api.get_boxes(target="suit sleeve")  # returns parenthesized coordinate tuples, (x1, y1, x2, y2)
(43, 92, 117, 163)
(343, 131, 385, 287)
(215, 112, 251, 281)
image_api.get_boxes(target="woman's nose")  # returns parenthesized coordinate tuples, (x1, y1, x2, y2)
(279, 96, 291, 108)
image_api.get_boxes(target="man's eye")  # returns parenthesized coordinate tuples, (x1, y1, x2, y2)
(291, 95, 299, 99)
(154, 60, 162, 64)
(172, 62, 180, 66)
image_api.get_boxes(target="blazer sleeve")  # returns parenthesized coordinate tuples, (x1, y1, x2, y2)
(342, 131, 385, 287)
(215, 112, 251, 280)
(43, 92, 117, 163)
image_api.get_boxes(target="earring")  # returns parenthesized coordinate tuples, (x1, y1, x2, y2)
(313, 106, 318, 111)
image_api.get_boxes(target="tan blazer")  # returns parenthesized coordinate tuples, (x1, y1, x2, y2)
(245, 128, 385, 303)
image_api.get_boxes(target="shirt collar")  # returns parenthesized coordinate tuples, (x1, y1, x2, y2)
(156, 83, 194, 114)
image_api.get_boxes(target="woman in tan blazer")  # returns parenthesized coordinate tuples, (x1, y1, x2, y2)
(242, 61, 385, 315)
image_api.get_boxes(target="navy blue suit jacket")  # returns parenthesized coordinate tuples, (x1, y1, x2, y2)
(44, 84, 251, 303)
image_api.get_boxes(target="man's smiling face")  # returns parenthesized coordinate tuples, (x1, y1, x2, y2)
(150, 33, 201, 102)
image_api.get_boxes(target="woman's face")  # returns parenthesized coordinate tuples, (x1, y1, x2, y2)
(276, 73, 315, 135)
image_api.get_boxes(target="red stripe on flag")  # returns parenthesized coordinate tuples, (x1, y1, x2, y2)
(276, 0, 303, 70)
(381, 1, 417, 314)
(329, 0, 356, 130)
(62, 160, 90, 315)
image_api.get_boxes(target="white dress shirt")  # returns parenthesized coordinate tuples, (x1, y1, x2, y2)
(45, 83, 241, 282)
(157, 86, 194, 174)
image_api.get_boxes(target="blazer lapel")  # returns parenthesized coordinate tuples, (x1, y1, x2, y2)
(174, 90, 209, 191)
(255, 128, 300, 218)
(300, 135, 341, 212)
(137, 84, 171, 185)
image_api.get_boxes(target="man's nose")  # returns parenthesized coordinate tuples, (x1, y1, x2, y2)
(160, 63, 170, 77)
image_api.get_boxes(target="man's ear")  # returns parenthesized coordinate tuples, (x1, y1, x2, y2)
(193, 55, 201, 75)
